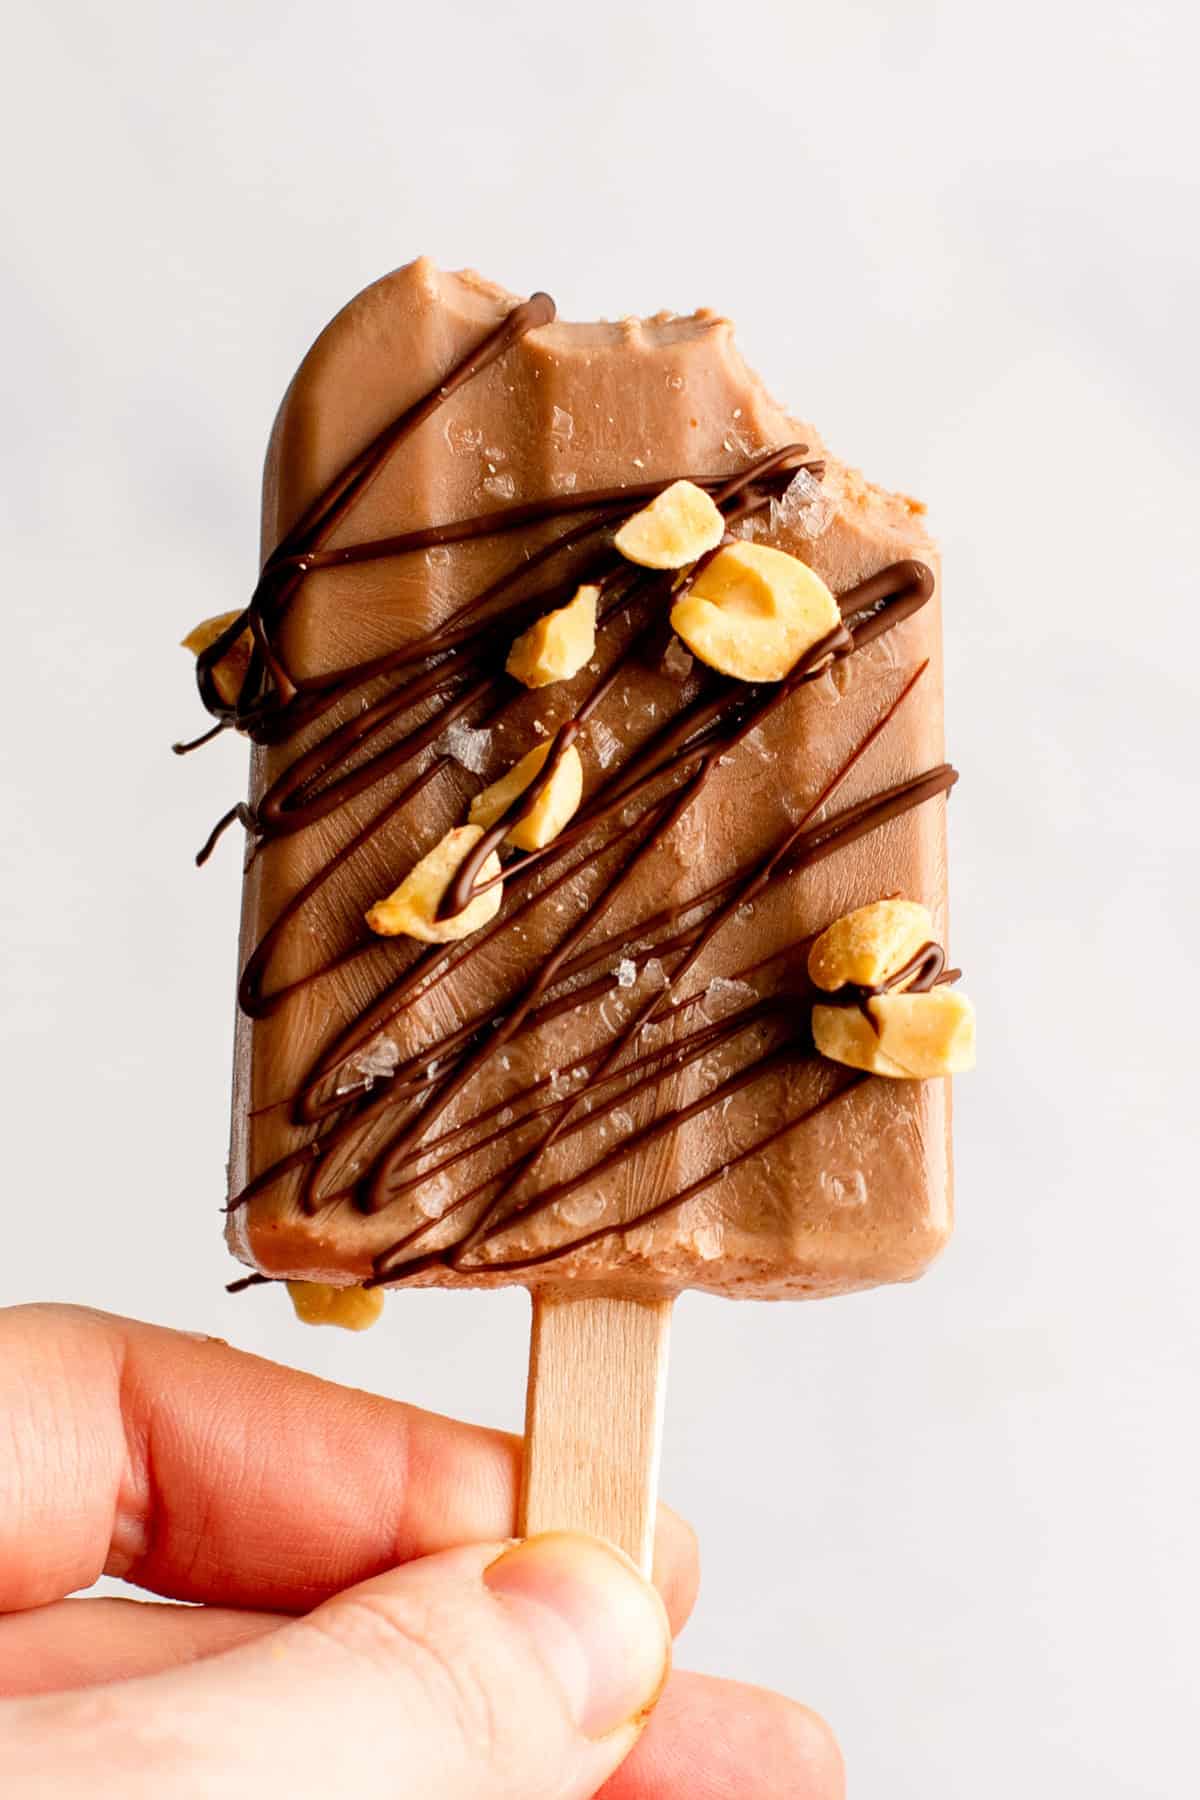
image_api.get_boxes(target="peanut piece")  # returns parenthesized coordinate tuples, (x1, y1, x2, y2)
(808, 899, 935, 993)
(814, 989, 976, 1079)
(811, 1006, 912, 1078)
(670, 541, 840, 682)
(365, 825, 503, 943)
(286, 1281, 385, 1331)
(871, 989, 976, 1076)
(182, 610, 252, 706)
(614, 479, 725, 570)
(469, 741, 584, 850)
(506, 585, 597, 688)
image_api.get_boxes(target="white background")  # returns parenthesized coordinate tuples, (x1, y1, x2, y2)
(3, 3, 1197, 1794)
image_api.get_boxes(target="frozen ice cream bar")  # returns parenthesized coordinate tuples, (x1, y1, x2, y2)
(187, 258, 970, 1306)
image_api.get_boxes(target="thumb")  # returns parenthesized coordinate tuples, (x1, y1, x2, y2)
(1, 1534, 672, 1800)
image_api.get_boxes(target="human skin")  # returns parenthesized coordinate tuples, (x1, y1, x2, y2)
(0, 1306, 843, 1799)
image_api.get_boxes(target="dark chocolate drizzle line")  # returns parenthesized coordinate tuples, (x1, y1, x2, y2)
(184, 290, 952, 1284)
(824, 939, 962, 1033)
(355, 618, 921, 1233)
(366, 761, 955, 1279)
(226, 1271, 271, 1293)
(420, 1073, 873, 1280)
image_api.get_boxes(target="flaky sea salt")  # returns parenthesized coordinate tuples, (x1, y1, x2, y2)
(415, 1175, 452, 1220)
(771, 466, 835, 540)
(442, 718, 492, 774)
(642, 957, 669, 991)
(551, 470, 578, 493)
(599, 994, 629, 1032)
(703, 975, 755, 1019)
(662, 637, 694, 682)
(354, 1038, 401, 1079)
(819, 1169, 868, 1208)
(550, 405, 574, 444)
(615, 957, 638, 988)
(444, 420, 484, 454)
(482, 472, 516, 501)
(590, 720, 623, 768)
(559, 1190, 607, 1227)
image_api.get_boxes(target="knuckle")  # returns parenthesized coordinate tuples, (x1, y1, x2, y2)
(306, 1589, 501, 1765)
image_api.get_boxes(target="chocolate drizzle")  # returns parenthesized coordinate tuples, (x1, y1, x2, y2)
(189, 290, 954, 1287)
(822, 939, 959, 1033)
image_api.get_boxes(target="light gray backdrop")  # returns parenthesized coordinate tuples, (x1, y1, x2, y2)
(3, 3, 1196, 1795)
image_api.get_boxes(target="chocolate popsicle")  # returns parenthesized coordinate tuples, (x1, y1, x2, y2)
(188, 258, 970, 1308)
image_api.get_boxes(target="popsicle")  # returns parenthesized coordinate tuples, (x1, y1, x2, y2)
(181, 259, 972, 1562)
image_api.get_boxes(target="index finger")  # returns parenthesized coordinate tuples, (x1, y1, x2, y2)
(0, 1305, 697, 1623)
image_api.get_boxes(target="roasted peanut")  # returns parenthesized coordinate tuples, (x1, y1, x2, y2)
(469, 741, 584, 850)
(614, 479, 725, 570)
(813, 988, 976, 1078)
(286, 1281, 385, 1331)
(670, 541, 840, 682)
(506, 585, 598, 688)
(808, 899, 935, 993)
(365, 825, 503, 943)
(182, 610, 253, 706)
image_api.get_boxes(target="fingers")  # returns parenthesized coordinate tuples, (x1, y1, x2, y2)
(0, 1608, 845, 1800)
(0, 1305, 697, 1628)
(0, 1599, 278, 1697)
(602, 1670, 845, 1799)
(1, 1534, 671, 1800)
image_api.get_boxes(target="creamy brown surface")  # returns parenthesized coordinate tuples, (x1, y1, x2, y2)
(225, 258, 952, 1299)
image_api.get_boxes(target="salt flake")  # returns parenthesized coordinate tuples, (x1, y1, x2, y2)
(442, 719, 492, 775)
(559, 1190, 607, 1227)
(703, 975, 755, 1019)
(354, 1039, 401, 1079)
(771, 467, 835, 541)
(590, 721, 622, 768)
(615, 957, 638, 989)
(444, 420, 484, 454)
(662, 637, 694, 682)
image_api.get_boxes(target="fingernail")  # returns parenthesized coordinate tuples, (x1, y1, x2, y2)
(485, 1531, 671, 1739)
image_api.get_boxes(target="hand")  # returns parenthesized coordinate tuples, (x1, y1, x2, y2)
(0, 1305, 843, 1798)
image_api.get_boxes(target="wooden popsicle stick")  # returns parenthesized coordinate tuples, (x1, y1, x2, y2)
(519, 1288, 674, 1575)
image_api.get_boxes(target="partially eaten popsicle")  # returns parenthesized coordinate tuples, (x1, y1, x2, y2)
(181, 260, 973, 1565)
